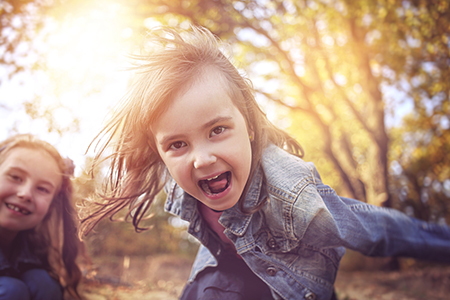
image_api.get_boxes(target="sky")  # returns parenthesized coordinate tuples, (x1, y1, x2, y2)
(0, 1, 136, 176)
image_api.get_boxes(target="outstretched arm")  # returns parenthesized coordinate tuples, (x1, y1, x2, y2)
(295, 185, 450, 262)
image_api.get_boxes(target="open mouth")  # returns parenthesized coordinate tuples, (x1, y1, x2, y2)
(6, 203, 31, 215)
(198, 171, 231, 195)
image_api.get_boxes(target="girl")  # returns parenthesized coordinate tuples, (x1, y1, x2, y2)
(0, 134, 81, 300)
(80, 27, 450, 300)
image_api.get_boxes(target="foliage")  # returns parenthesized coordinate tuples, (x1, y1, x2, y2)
(0, 0, 44, 82)
(81, 196, 199, 258)
(118, 0, 390, 206)
(73, 157, 199, 258)
(121, 0, 450, 220)
(0, 0, 83, 136)
(390, 113, 450, 223)
(2, 0, 449, 224)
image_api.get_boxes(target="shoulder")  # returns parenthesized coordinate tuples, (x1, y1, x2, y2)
(261, 144, 322, 200)
(260, 145, 331, 242)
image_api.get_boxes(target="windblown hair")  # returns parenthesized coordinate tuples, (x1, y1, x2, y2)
(79, 26, 303, 235)
(0, 134, 82, 299)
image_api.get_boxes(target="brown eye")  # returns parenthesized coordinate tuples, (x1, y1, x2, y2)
(211, 126, 225, 137)
(169, 141, 186, 150)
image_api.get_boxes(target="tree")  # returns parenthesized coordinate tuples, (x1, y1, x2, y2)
(390, 112, 450, 223)
(3, 0, 449, 221)
(0, 0, 84, 136)
(0, 0, 44, 83)
(115, 0, 392, 205)
(120, 0, 450, 215)
(74, 157, 199, 257)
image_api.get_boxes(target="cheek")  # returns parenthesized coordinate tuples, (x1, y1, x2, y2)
(36, 197, 54, 216)
(163, 159, 188, 182)
(171, 164, 190, 183)
(238, 140, 253, 180)
(236, 134, 253, 161)
(157, 149, 181, 177)
(0, 182, 13, 197)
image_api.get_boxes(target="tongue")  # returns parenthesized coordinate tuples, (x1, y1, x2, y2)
(208, 173, 228, 193)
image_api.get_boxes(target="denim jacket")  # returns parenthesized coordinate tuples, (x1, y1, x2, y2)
(164, 144, 450, 300)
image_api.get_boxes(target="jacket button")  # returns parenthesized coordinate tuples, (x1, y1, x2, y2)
(266, 267, 277, 276)
(304, 292, 316, 300)
(267, 238, 278, 249)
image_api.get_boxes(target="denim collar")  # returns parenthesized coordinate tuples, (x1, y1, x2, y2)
(218, 164, 264, 236)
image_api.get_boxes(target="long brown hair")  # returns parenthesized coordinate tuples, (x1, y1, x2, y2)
(0, 134, 82, 299)
(79, 26, 303, 235)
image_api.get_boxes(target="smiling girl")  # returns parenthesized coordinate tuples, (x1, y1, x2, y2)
(80, 27, 450, 300)
(0, 134, 81, 300)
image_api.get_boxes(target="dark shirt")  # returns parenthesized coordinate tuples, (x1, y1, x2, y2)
(0, 233, 43, 278)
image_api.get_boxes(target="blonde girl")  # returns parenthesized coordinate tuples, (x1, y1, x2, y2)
(81, 27, 450, 300)
(0, 134, 81, 299)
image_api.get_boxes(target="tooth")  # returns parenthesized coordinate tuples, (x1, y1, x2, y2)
(14, 207, 19, 212)
(208, 175, 219, 181)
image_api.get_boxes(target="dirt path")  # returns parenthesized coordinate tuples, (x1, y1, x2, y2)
(335, 267, 450, 300)
(79, 255, 190, 300)
(78, 255, 450, 300)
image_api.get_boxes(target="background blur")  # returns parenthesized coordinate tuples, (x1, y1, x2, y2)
(1, 0, 449, 275)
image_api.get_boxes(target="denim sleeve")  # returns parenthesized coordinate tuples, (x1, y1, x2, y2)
(297, 185, 450, 263)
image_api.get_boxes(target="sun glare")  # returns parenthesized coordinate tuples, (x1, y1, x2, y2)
(45, 1, 133, 95)
(38, 0, 137, 174)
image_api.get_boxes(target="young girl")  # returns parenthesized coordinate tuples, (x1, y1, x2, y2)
(80, 27, 450, 300)
(0, 134, 81, 300)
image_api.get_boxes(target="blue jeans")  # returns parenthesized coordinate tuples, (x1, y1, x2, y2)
(0, 269, 62, 300)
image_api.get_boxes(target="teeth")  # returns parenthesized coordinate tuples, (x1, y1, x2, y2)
(6, 203, 31, 215)
(207, 175, 220, 181)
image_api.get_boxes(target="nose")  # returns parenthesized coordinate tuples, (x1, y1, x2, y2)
(17, 182, 33, 202)
(193, 147, 217, 169)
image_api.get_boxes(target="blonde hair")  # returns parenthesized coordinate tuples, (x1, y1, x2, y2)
(80, 26, 303, 235)
(0, 134, 81, 299)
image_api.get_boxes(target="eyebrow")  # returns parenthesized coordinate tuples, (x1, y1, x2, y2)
(158, 115, 233, 146)
(202, 116, 233, 130)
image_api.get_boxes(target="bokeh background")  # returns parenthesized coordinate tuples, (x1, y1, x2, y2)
(1, 0, 450, 297)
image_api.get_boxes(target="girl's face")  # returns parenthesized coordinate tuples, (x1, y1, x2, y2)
(153, 67, 253, 211)
(0, 147, 62, 239)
